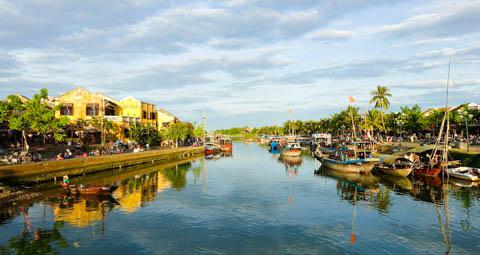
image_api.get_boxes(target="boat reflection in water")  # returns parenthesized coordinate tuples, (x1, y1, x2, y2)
(315, 166, 380, 202)
(279, 155, 302, 177)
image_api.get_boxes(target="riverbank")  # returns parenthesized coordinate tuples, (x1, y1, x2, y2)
(0, 155, 202, 206)
(0, 146, 204, 185)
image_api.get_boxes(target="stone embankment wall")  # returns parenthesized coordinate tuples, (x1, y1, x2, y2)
(0, 146, 203, 184)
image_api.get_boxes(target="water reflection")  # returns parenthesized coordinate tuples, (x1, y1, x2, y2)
(49, 194, 116, 228)
(279, 156, 302, 177)
(1, 143, 479, 254)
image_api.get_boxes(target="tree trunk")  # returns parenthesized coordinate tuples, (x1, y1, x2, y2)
(381, 112, 386, 133)
(42, 134, 46, 148)
(22, 130, 29, 152)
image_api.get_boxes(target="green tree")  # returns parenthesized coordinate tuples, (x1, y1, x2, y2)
(0, 89, 68, 151)
(193, 122, 206, 139)
(161, 122, 193, 147)
(397, 105, 423, 135)
(369, 85, 392, 131)
(361, 109, 383, 139)
(130, 124, 160, 146)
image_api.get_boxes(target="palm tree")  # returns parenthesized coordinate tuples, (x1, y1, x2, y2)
(369, 85, 392, 132)
(361, 109, 383, 140)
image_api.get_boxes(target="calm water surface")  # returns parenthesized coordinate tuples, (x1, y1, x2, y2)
(1, 142, 479, 254)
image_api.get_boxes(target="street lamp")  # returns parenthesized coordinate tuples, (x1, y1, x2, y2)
(459, 109, 473, 153)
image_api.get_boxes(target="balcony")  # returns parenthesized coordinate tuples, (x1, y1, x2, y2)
(104, 116, 141, 124)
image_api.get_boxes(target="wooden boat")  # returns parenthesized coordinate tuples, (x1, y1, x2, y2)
(322, 157, 378, 173)
(376, 155, 413, 177)
(218, 138, 233, 152)
(446, 167, 480, 181)
(281, 143, 302, 157)
(408, 146, 443, 177)
(204, 142, 219, 155)
(321, 145, 379, 173)
(67, 184, 118, 195)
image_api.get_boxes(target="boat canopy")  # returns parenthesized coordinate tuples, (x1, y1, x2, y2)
(407, 145, 438, 153)
(381, 155, 411, 164)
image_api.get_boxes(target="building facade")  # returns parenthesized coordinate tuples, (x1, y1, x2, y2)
(55, 87, 160, 143)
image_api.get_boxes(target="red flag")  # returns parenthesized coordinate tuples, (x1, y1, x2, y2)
(348, 96, 356, 104)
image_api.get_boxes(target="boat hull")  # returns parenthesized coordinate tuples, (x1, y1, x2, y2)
(281, 149, 302, 157)
(446, 167, 480, 181)
(414, 167, 441, 177)
(377, 166, 413, 177)
(220, 144, 233, 152)
(322, 158, 377, 173)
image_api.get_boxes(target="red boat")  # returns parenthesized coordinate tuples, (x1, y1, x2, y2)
(204, 142, 219, 155)
(218, 138, 233, 152)
(414, 167, 442, 177)
(67, 184, 118, 195)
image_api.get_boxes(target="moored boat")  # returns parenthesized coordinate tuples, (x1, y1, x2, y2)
(67, 184, 118, 195)
(218, 138, 233, 152)
(376, 155, 413, 177)
(446, 167, 480, 181)
(281, 143, 302, 157)
(204, 142, 220, 155)
(321, 145, 380, 173)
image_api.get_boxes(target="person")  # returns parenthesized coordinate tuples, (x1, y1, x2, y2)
(65, 149, 73, 159)
(62, 175, 70, 185)
(56, 152, 64, 160)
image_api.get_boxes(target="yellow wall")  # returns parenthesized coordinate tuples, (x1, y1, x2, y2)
(54, 88, 159, 142)
(120, 96, 156, 128)
(55, 87, 122, 123)
(157, 110, 176, 130)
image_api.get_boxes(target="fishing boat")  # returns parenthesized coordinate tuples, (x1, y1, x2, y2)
(204, 142, 219, 155)
(321, 145, 379, 173)
(67, 184, 118, 195)
(446, 167, 480, 181)
(218, 138, 233, 152)
(409, 146, 443, 177)
(281, 143, 302, 157)
(376, 155, 413, 177)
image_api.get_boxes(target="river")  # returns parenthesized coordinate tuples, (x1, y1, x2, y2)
(1, 142, 479, 254)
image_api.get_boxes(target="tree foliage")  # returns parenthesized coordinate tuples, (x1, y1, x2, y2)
(0, 89, 69, 150)
(130, 124, 160, 146)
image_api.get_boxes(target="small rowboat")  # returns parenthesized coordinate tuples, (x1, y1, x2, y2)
(67, 184, 118, 195)
(446, 167, 480, 181)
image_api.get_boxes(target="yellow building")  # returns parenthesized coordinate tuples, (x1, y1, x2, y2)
(119, 96, 157, 128)
(157, 108, 179, 130)
(55, 87, 122, 123)
(53, 87, 162, 142)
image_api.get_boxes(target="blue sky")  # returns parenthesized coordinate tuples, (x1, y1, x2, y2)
(0, 0, 479, 129)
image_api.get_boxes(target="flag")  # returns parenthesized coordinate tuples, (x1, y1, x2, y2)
(348, 96, 356, 104)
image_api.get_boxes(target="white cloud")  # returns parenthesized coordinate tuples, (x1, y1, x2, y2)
(304, 29, 354, 41)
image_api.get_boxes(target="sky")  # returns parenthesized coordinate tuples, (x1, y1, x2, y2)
(0, 0, 479, 129)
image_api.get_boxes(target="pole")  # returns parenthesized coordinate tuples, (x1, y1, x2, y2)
(465, 118, 469, 153)
(101, 99, 105, 147)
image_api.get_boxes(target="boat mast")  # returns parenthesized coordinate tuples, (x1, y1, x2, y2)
(442, 60, 451, 165)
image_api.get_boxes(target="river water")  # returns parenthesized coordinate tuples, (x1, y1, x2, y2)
(1, 142, 479, 254)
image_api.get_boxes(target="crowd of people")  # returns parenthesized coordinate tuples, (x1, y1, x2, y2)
(0, 138, 202, 165)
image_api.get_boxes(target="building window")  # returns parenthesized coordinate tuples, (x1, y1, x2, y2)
(105, 107, 115, 116)
(86, 103, 99, 116)
(149, 112, 156, 120)
(143, 111, 147, 119)
(60, 104, 74, 116)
